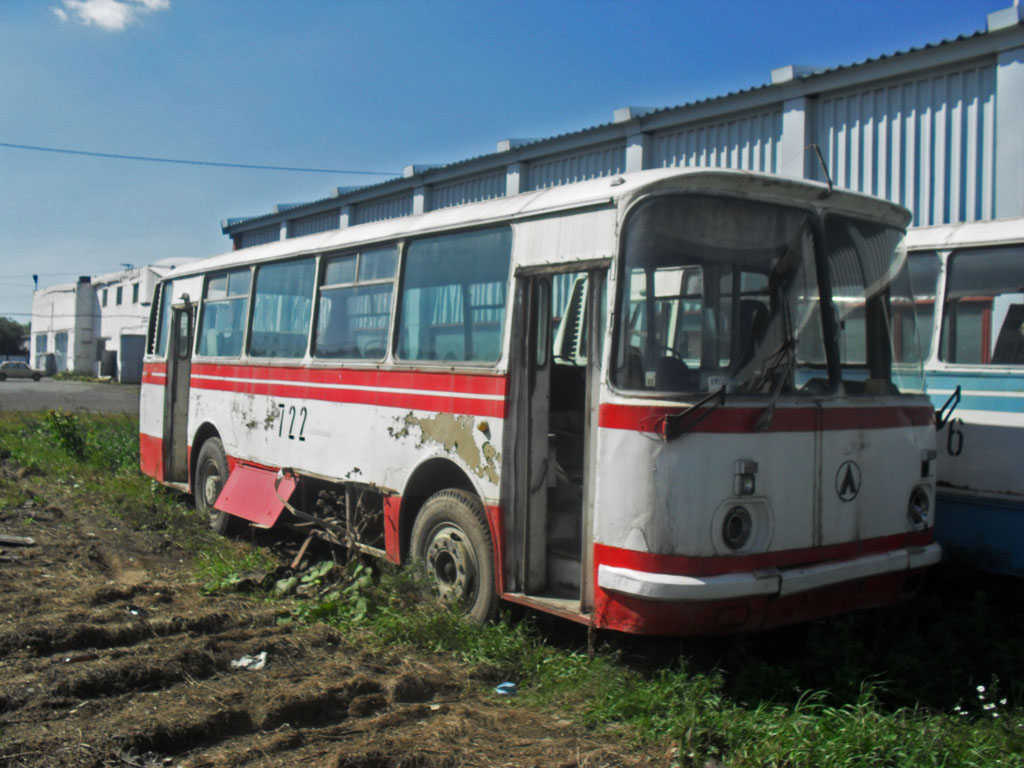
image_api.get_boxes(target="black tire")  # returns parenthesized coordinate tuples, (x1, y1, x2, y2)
(410, 489, 497, 623)
(193, 437, 238, 535)
(0, 373, 6, 381)
(32, 374, 40, 381)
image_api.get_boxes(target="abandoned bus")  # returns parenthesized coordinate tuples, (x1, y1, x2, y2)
(906, 218, 1024, 576)
(139, 168, 940, 635)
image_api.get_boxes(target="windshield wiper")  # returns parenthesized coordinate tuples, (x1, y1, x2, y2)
(753, 339, 796, 431)
(657, 386, 727, 441)
(752, 271, 797, 431)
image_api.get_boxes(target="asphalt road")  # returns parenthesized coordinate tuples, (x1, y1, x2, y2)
(0, 378, 141, 414)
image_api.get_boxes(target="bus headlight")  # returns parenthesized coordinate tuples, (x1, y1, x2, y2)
(908, 488, 930, 528)
(712, 498, 772, 554)
(723, 506, 753, 550)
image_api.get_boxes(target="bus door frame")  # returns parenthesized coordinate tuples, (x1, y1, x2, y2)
(163, 300, 195, 484)
(507, 260, 608, 605)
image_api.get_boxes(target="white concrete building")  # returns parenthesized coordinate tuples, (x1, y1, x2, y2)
(31, 258, 192, 382)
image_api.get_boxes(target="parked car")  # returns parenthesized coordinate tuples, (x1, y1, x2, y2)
(0, 361, 45, 381)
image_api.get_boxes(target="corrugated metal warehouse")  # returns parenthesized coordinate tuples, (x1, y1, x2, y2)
(222, 5, 1024, 244)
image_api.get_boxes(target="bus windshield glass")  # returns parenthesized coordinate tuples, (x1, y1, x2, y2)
(824, 215, 924, 394)
(613, 195, 828, 395)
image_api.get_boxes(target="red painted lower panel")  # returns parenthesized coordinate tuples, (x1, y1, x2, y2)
(383, 496, 401, 564)
(214, 464, 297, 527)
(139, 433, 164, 482)
(381, 496, 505, 594)
(591, 569, 920, 636)
(484, 504, 505, 596)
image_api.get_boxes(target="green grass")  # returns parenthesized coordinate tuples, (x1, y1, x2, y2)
(2, 410, 1022, 766)
(0, 410, 267, 571)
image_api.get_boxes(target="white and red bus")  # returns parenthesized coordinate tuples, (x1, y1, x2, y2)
(140, 168, 941, 635)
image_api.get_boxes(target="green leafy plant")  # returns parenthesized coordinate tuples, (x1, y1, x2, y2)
(44, 409, 87, 459)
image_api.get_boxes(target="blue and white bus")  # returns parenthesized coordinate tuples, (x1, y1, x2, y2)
(907, 217, 1024, 576)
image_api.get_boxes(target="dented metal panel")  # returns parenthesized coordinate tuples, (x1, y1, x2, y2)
(214, 464, 297, 527)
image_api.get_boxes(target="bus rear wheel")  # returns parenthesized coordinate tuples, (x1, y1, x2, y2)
(194, 437, 237, 535)
(410, 489, 497, 623)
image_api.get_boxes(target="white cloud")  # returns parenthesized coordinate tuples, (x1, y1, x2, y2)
(51, 0, 170, 32)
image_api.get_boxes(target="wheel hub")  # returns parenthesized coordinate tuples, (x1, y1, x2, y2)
(203, 467, 221, 507)
(425, 525, 476, 605)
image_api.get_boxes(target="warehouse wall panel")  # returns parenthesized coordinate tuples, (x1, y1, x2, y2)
(433, 172, 507, 209)
(814, 62, 997, 225)
(527, 144, 625, 190)
(651, 108, 783, 174)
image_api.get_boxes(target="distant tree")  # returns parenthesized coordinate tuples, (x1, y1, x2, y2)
(0, 317, 29, 355)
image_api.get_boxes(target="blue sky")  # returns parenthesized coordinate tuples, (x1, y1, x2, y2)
(0, 0, 1005, 321)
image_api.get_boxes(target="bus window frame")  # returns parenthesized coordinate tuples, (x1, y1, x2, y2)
(392, 224, 513, 369)
(247, 256, 318, 360)
(195, 265, 255, 360)
(312, 244, 400, 363)
(609, 191, 839, 398)
(937, 246, 1024, 368)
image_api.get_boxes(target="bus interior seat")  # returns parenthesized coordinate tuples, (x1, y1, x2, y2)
(618, 346, 645, 389)
(654, 354, 695, 391)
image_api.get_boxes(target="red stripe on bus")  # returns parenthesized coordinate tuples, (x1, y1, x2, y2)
(190, 375, 507, 419)
(598, 403, 934, 433)
(189, 362, 507, 397)
(594, 530, 934, 578)
(142, 361, 167, 386)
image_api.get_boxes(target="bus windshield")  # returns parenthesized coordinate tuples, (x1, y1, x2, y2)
(613, 195, 922, 396)
(613, 195, 827, 395)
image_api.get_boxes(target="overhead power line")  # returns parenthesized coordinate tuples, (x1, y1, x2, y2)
(0, 142, 398, 176)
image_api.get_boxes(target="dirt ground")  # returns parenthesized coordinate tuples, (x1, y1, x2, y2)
(0, 459, 652, 768)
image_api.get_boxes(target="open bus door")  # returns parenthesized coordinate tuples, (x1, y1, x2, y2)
(508, 267, 605, 614)
(163, 302, 195, 484)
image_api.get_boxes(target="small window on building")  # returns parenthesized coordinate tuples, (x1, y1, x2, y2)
(102, 289, 108, 307)
(250, 258, 316, 358)
(315, 246, 397, 360)
(116, 286, 123, 305)
(197, 268, 251, 357)
(132, 283, 139, 303)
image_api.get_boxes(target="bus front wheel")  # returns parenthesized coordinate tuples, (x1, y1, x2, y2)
(410, 489, 497, 623)
(194, 437, 237, 535)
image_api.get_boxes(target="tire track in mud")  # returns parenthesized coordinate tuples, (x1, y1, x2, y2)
(0, 467, 648, 768)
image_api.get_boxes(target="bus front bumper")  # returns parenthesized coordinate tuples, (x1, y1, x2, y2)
(597, 543, 942, 602)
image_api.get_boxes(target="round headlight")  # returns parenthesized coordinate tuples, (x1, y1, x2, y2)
(723, 505, 753, 550)
(908, 488, 930, 527)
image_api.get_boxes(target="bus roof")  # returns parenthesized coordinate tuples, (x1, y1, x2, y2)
(905, 216, 1024, 251)
(165, 167, 912, 280)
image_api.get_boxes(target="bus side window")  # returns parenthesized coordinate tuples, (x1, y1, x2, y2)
(941, 247, 1024, 366)
(197, 268, 251, 358)
(250, 259, 316, 359)
(397, 228, 512, 363)
(315, 247, 397, 360)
